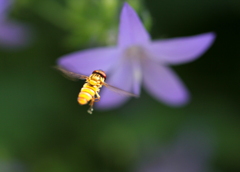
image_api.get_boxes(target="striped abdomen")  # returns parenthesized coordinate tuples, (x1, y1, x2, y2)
(78, 83, 98, 105)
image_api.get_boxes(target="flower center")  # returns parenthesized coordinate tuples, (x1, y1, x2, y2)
(125, 45, 146, 59)
(123, 45, 145, 94)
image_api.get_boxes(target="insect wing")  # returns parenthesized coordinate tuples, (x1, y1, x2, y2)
(55, 66, 88, 80)
(102, 82, 138, 97)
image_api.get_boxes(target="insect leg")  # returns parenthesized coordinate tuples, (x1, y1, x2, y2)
(87, 97, 97, 114)
(94, 92, 101, 102)
(87, 92, 100, 114)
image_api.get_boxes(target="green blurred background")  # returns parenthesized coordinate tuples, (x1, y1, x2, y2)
(0, 0, 239, 171)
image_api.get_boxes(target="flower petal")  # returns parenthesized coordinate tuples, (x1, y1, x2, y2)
(96, 60, 133, 110)
(118, 2, 150, 48)
(148, 32, 215, 64)
(0, 21, 30, 48)
(0, 0, 12, 20)
(143, 59, 189, 106)
(57, 47, 120, 75)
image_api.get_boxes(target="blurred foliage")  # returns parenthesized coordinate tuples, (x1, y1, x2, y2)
(0, 0, 240, 172)
(15, 0, 151, 49)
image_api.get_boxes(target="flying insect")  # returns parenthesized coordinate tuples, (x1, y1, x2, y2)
(56, 67, 138, 114)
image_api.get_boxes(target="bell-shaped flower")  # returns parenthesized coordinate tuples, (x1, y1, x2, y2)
(0, 0, 30, 48)
(57, 2, 215, 110)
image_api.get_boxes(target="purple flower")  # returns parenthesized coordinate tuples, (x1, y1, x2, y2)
(57, 2, 215, 109)
(136, 129, 214, 172)
(0, 160, 27, 172)
(0, 0, 29, 48)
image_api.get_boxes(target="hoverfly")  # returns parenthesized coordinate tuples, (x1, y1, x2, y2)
(56, 67, 138, 114)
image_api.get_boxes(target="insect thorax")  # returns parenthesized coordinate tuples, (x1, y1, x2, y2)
(87, 73, 105, 87)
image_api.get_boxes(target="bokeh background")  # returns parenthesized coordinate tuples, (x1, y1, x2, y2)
(0, 0, 240, 171)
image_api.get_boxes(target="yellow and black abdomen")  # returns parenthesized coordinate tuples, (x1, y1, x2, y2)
(78, 83, 98, 105)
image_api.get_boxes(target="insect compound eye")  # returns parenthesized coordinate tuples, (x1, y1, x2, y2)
(92, 70, 107, 79)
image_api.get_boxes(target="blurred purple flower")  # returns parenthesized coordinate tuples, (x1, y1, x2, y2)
(136, 129, 214, 172)
(57, 2, 215, 109)
(0, 0, 30, 48)
(0, 159, 27, 172)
